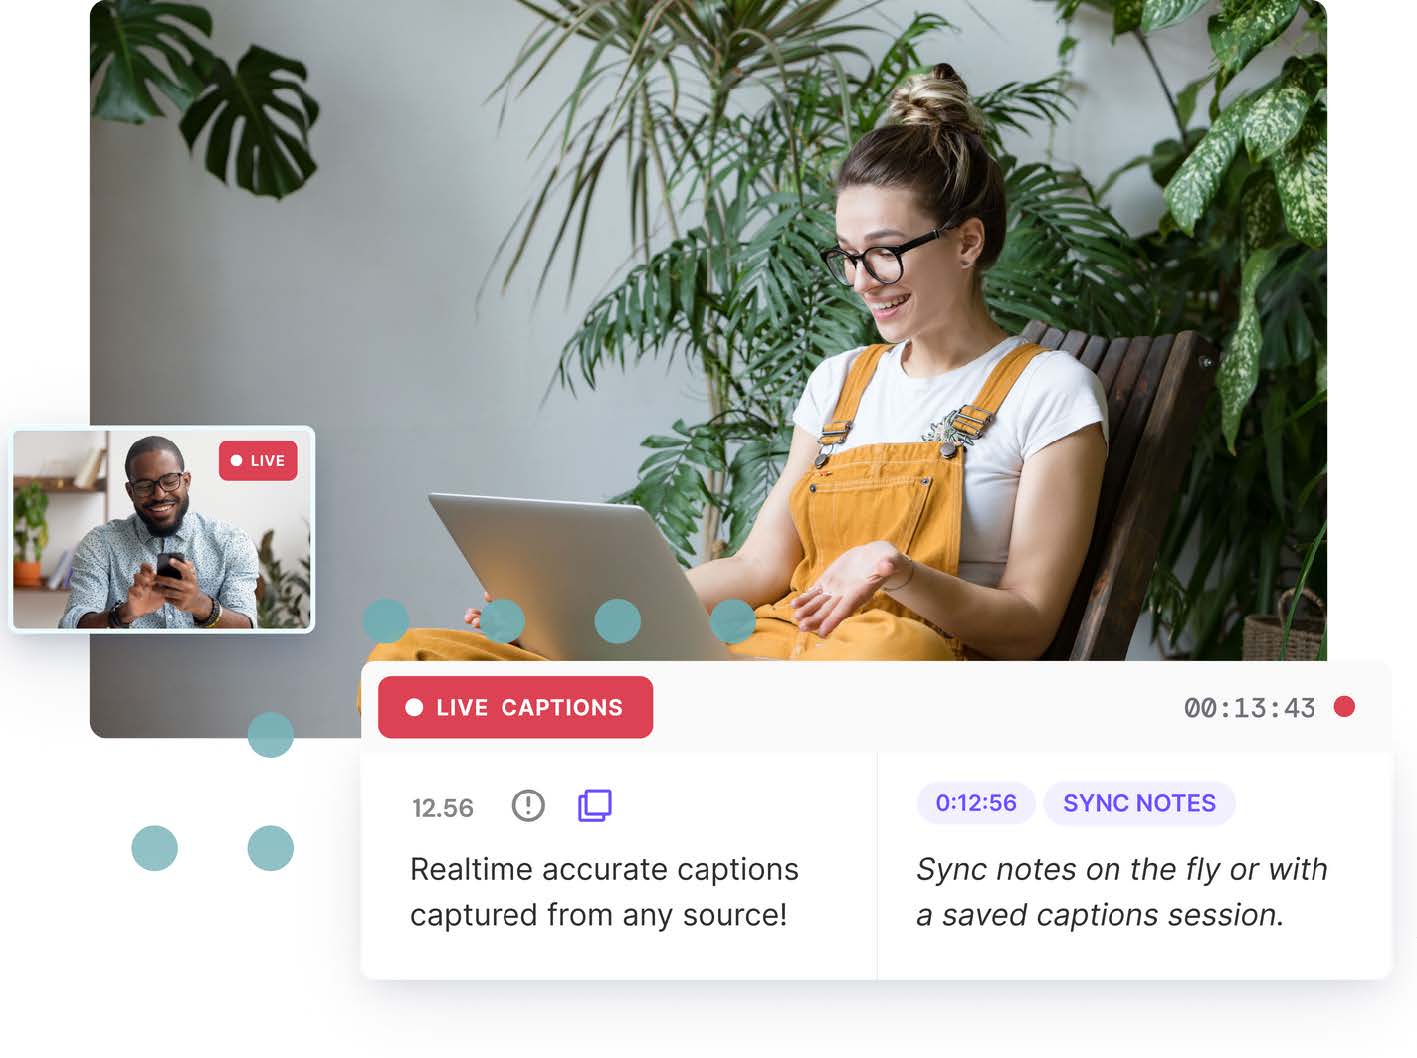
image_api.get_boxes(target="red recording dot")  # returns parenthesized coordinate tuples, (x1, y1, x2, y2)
(1333, 695, 1356, 718)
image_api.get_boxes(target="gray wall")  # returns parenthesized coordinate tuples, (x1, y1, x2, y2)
(90, 2, 1280, 734)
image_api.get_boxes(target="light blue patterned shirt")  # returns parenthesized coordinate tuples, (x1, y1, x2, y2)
(59, 510, 259, 629)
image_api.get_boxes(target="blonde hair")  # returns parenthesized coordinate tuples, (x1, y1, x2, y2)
(836, 63, 1006, 274)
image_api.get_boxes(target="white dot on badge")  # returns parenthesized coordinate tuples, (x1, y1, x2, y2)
(230, 453, 243, 467)
(404, 697, 424, 717)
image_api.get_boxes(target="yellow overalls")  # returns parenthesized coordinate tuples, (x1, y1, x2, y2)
(368, 340, 1045, 665)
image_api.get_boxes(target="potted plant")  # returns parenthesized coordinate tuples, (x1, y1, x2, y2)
(13, 482, 50, 588)
(255, 527, 311, 629)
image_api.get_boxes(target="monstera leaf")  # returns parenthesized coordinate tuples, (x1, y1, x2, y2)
(90, 0, 213, 122)
(178, 46, 320, 199)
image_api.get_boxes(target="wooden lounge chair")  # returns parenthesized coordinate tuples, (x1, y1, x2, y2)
(1021, 321, 1219, 660)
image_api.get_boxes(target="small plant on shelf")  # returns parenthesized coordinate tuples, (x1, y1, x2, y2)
(13, 482, 50, 588)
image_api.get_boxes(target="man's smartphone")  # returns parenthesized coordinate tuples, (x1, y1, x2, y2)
(155, 552, 187, 579)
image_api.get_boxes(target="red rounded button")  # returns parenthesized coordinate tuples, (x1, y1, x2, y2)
(377, 675, 653, 739)
(219, 440, 298, 481)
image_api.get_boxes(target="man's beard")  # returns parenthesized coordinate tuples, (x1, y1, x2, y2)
(137, 494, 190, 537)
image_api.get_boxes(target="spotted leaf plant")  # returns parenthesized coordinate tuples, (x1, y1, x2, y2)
(1159, 3, 1325, 447)
(1050, 0, 1326, 657)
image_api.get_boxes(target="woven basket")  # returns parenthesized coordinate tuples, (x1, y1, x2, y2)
(1242, 587, 1325, 661)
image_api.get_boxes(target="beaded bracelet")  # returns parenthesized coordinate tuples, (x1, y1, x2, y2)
(200, 596, 223, 628)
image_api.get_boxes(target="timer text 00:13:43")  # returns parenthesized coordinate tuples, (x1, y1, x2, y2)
(1184, 697, 1315, 719)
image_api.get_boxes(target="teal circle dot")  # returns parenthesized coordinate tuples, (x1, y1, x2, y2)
(362, 598, 409, 643)
(247, 711, 294, 758)
(595, 598, 641, 644)
(248, 826, 294, 871)
(480, 599, 526, 644)
(711, 599, 757, 644)
(132, 825, 178, 871)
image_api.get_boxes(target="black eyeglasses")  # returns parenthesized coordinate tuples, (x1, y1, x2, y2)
(129, 472, 184, 498)
(819, 223, 954, 286)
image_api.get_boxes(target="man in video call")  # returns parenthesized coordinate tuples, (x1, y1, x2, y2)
(59, 435, 259, 629)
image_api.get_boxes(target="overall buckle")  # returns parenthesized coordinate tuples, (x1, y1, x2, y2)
(947, 404, 993, 439)
(816, 419, 853, 468)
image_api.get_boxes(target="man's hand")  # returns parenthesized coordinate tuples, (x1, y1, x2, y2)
(155, 558, 213, 619)
(123, 562, 167, 621)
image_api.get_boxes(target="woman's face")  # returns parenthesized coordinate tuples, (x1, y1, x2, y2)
(832, 184, 979, 343)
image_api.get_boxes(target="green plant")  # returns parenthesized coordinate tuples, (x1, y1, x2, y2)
(1051, 0, 1326, 657)
(493, 3, 1153, 563)
(90, 0, 319, 198)
(13, 483, 50, 563)
(256, 528, 310, 629)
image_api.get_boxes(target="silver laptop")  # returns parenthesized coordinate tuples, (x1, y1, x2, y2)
(429, 493, 732, 660)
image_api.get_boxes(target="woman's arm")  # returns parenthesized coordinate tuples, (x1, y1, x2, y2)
(685, 426, 817, 611)
(793, 423, 1107, 658)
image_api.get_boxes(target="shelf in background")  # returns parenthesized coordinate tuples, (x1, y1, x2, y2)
(13, 585, 69, 593)
(12, 476, 107, 494)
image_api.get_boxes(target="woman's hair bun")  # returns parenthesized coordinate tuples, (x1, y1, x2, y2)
(888, 62, 984, 138)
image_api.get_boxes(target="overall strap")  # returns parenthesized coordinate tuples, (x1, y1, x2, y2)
(942, 341, 1047, 446)
(815, 343, 891, 466)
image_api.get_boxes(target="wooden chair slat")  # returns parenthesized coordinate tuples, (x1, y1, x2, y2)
(1079, 335, 1109, 373)
(1023, 322, 1216, 660)
(1060, 330, 1088, 357)
(1067, 332, 1213, 659)
(1108, 336, 1173, 481)
(1105, 336, 1153, 435)
(1021, 320, 1047, 342)
(1094, 336, 1131, 391)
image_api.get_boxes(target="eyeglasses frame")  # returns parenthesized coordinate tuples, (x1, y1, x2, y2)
(819, 222, 957, 287)
(128, 471, 189, 498)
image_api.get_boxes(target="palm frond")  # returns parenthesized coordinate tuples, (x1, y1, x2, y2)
(988, 162, 1157, 335)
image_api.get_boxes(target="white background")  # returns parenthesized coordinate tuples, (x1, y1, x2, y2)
(3, 1, 1412, 1056)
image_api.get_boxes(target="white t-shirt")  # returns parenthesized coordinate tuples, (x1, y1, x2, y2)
(791, 336, 1108, 587)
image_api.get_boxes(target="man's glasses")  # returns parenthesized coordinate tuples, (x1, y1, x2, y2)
(130, 472, 184, 498)
(819, 223, 953, 286)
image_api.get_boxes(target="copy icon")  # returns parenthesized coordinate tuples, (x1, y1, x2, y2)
(577, 789, 612, 822)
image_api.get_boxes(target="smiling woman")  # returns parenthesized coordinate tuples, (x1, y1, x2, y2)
(683, 62, 1109, 660)
(370, 63, 1108, 666)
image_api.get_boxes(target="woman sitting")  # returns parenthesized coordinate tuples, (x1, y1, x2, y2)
(372, 63, 1107, 665)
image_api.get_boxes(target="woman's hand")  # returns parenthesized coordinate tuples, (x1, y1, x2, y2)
(792, 540, 910, 637)
(465, 590, 541, 654)
(464, 590, 494, 631)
